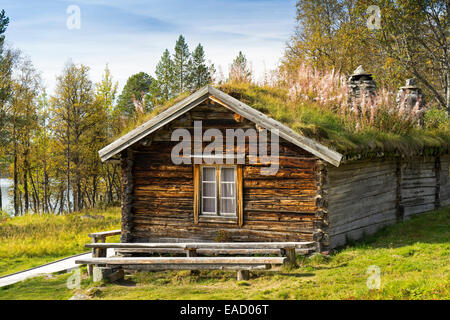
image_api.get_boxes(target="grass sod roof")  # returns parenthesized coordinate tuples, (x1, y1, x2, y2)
(113, 83, 450, 162)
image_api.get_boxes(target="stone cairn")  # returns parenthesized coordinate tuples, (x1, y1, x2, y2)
(395, 78, 425, 111)
(347, 65, 377, 108)
(348, 67, 425, 117)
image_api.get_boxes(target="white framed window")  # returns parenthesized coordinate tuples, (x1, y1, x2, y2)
(200, 165, 237, 216)
(201, 166, 217, 215)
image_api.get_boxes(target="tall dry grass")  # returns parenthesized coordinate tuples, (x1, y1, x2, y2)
(280, 63, 426, 134)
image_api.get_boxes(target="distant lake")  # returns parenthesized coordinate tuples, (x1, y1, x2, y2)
(0, 178, 73, 215)
(0, 178, 13, 214)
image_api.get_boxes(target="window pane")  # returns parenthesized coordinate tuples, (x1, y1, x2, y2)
(220, 167, 236, 215)
(203, 167, 216, 182)
(202, 182, 215, 197)
(203, 198, 216, 213)
(221, 198, 236, 214)
(221, 167, 235, 182)
(221, 182, 235, 197)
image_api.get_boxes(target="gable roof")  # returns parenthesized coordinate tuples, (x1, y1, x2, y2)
(98, 85, 343, 166)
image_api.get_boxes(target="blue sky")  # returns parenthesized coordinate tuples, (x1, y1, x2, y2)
(1, 0, 297, 94)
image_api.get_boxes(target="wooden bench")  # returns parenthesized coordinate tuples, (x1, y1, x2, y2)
(86, 241, 315, 266)
(78, 241, 316, 280)
(75, 256, 288, 281)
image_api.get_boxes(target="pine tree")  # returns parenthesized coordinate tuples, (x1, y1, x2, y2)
(117, 72, 153, 118)
(229, 51, 252, 83)
(154, 49, 175, 101)
(173, 35, 191, 95)
(0, 10, 10, 212)
(190, 44, 211, 90)
(0, 9, 12, 146)
(208, 60, 217, 85)
(0, 10, 8, 55)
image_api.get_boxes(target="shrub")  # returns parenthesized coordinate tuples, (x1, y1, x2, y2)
(424, 106, 449, 130)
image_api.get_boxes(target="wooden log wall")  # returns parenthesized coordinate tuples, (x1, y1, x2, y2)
(314, 160, 329, 252)
(120, 149, 134, 243)
(400, 156, 438, 218)
(326, 155, 449, 248)
(326, 159, 398, 248)
(123, 100, 322, 244)
(439, 155, 450, 207)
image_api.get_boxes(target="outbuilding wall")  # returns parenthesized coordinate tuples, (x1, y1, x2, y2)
(327, 155, 449, 248)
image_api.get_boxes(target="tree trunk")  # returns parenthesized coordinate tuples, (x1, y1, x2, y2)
(446, 71, 449, 116)
(18, 190, 22, 216)
(23, 165, 29, 214)
(43, 159, 49, 213)
(0, 180, 2, 212)
(58, 189, 64, 215)
(29, 168, 39, 214)
(13, 149, 18, 216)
(44, 176, 49, 213)
(106, 165, 113, 204)
(66, 123, 71, 213)
(92, 175, 97, 208)
(75, 177, 82, 212)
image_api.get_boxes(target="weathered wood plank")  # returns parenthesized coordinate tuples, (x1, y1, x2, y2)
(326, 156, 443, 249)
(76, 256, 287, 265)
(115, 248, 312, 255)
(89, 230, 121, 238)
(86, 241, 314, 249)
(121, 264, 272, 271)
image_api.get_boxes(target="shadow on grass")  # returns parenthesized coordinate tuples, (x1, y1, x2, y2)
(114, 278, 137, 287)
(278, 272, 315, 278)
(334, 207, 450, 252)
(305, 263, 348, 271)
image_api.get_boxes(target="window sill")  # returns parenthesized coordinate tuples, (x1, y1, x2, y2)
(198, 215, 238, 224)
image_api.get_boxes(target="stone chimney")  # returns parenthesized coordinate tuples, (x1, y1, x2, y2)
(347, 65, 377, 107)
(396, 78, 425, 110)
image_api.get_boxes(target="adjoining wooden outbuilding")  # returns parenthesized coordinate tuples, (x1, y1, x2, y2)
(99, 85, 449, 252)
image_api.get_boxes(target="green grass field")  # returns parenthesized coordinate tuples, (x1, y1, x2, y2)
(0, 206, 448, 300)
(0, 207, 121, 277)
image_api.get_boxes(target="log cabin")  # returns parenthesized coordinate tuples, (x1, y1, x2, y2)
(99, 85, 449, 252)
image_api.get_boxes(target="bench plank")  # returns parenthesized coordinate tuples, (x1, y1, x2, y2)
(86, 242, 314, 250)
(88, 230, 121, 238)
(75, 256, 287, 265)
(115, 248, 312, 255)
(121, 264, 272, 271)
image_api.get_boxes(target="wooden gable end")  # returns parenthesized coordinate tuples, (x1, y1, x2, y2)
(124, 98, 322, 243)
